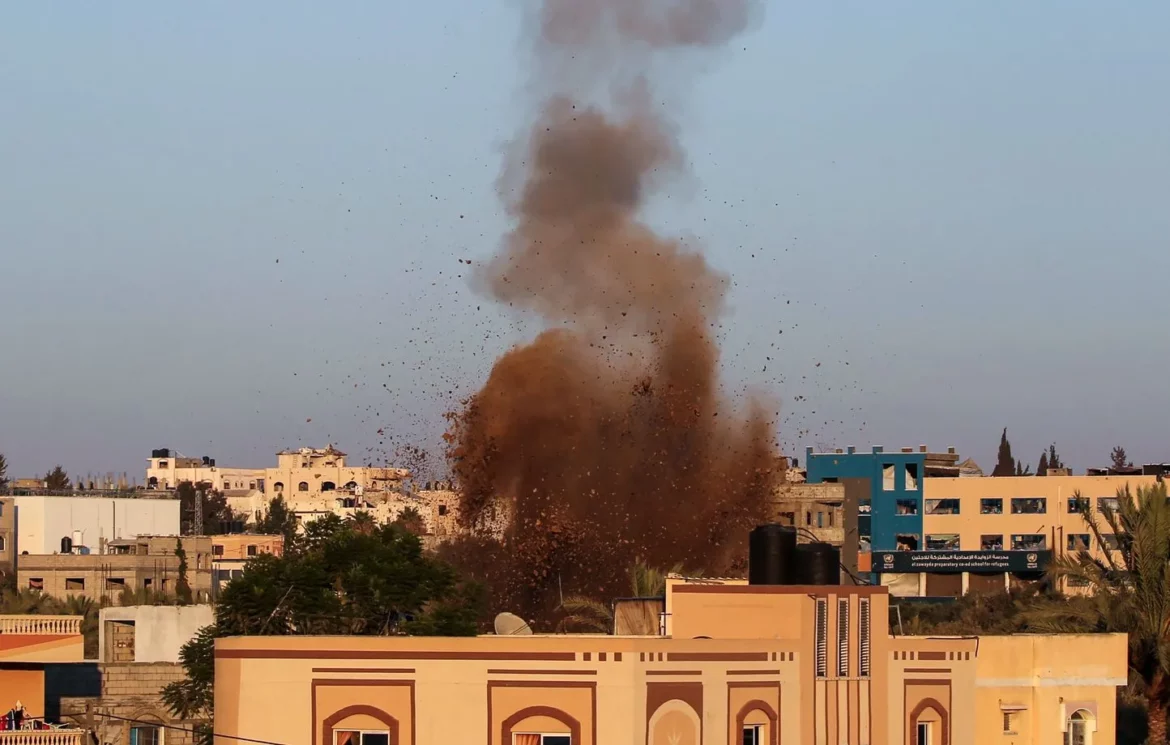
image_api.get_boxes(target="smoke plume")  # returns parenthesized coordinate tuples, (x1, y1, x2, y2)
(445, 0, 776, 624)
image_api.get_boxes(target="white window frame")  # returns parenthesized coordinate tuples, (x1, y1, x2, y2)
(129, 724, 164, 745)
(512, 734, 572, 745)
(742, 724, 762, 745)
(837, 599, 849, 677)
(858, 598, 871, 677)
(333, 730, 391, 745)
(814, 598, 828, 677)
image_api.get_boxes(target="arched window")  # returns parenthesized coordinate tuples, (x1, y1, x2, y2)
(344, 481, 358, 490)
(322, 481, 336, 492)
(273, 482, 284, 493)
(1065, 710, 1094, 745)
(298, 482, 309, 492)
(147, 477, 158, 489)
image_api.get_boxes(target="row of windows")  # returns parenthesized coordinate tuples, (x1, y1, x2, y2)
(892, 496, 1123, 516)
(28, 576, 178, 591)
(211, 544, 260, 556)
(272, 480, 360, 493)
(814, 598, 871, 679)
(908, 533, 1121, 552)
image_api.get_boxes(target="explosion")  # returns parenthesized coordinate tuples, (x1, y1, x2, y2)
(444, 0, 776, 624)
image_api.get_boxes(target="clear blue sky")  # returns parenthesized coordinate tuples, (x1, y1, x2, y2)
(2, 2, 1168, 481)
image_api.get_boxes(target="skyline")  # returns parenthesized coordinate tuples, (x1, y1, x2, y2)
(3, 1, 1169, 478)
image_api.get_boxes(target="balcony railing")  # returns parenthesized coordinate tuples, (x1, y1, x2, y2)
(0, 720, 85, 745)
(0, 616, 83, 635)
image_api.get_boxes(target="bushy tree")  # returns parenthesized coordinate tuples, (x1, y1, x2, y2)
(44, 465, 70, 491)
(162, 519, 482, 740)
(1037, 451, 1048, 476)
(256, 495, 298, 552)
(177, 481, 236, 535)
(0, 452, 8, 490)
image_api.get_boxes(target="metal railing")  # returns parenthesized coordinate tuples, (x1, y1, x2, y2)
(0, 731, 85, 745)
(0, 719, 85, 745)
(0, 616, 83, 635)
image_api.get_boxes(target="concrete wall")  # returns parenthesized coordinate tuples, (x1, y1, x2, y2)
(98, 605, 214, 663)
(13, 496, 181, 555)
(17, 553, 213, 604)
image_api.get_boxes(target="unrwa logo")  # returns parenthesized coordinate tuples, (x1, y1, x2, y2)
(883, 553, 894, 566)
(1027, 553, 1038, 563)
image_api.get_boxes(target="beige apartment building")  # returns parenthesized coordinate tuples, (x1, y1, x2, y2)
(146, 449, 265, 492)
(17, 535, 213, 603)
(212, 534, 283, 591)
(216, 577, 1125, 745)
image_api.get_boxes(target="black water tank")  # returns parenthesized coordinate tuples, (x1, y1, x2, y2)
(151, 448, 169, 458)
(60, 536, 73, 555)
(202, 456, 210, 465)
(795, 542, 840, 585)
(748, 524, 797, 585)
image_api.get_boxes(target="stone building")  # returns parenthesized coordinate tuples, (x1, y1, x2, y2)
(61, 663, 198, 745)
(17, 536, 213, 604)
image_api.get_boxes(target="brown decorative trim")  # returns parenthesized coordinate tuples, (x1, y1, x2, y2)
(672, 584, 889, 596)
(312, 668, 415, 674)
(916, 651, 947, 661)
(904, 668, 950, 674)
(668, 652, 768, 662)
(312, 680, 415, 745)
(486, 669, 597, 676)
(583, 652, 591, 662)
(599, 652, 607, 662)
(908, 697, 949, 745)
(727, 670, 781, 676)
(736, 699, 779, 745)
(615, 653, 622, 662)
(487, 680, 598, 745)
(221, 648, 574, 661)
(323, 705, 398, 745)
(905, 679, 950, 686)
(502, 706, 580, 744)
(646, 670, 702, 676)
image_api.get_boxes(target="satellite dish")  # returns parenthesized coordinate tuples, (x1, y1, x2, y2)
(494, 612, 533, 636)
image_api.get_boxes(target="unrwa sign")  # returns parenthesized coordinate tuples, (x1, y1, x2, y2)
(870, 549, 1051, 574)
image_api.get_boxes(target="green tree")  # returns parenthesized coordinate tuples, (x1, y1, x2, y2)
(391, 506, 424, 536)
(1047, 443, 1064, 471)
(1112, 446, 1132, 472)
(347, 510, 379, 535)
(161, 519, 481, 739)
(0, 452, 8, 490)
(256, 495, 298, 552)
(44, 465, 70, 491)
(177, 481, 235, 535)
(1025, 483, 1170, 742)
(992, 428, 1015, 477)
(159, 626, 215, 745)
(175, 538, 193, 605)
(1036, 451, 1048, 476)
(1014, 459, 1032, 476)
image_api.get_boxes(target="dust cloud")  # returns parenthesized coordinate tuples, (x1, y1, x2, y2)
(443, 0, 777, 625)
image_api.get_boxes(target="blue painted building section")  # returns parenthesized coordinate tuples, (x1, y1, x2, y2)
(805, 447, 926, 554)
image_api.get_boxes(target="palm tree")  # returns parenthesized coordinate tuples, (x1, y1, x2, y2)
(346, 510, 378, 536)
(1024, 483, 1170, 743)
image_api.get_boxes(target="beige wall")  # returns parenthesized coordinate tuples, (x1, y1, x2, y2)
(146, 456, 264, 492)
(212, 534, 283, 560)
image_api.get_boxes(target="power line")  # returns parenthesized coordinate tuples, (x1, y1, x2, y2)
(86, 711, 287, 745)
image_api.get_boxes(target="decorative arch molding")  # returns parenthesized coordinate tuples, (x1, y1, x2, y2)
(735, 700, 779, 745)
(908, 698, 949, 745)
(647, 699, 702, 745)
(323, 705, 400, 745)
(502, 706, 581, 743)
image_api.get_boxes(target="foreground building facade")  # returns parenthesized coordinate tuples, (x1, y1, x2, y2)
(215, 579, 1124, 745)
